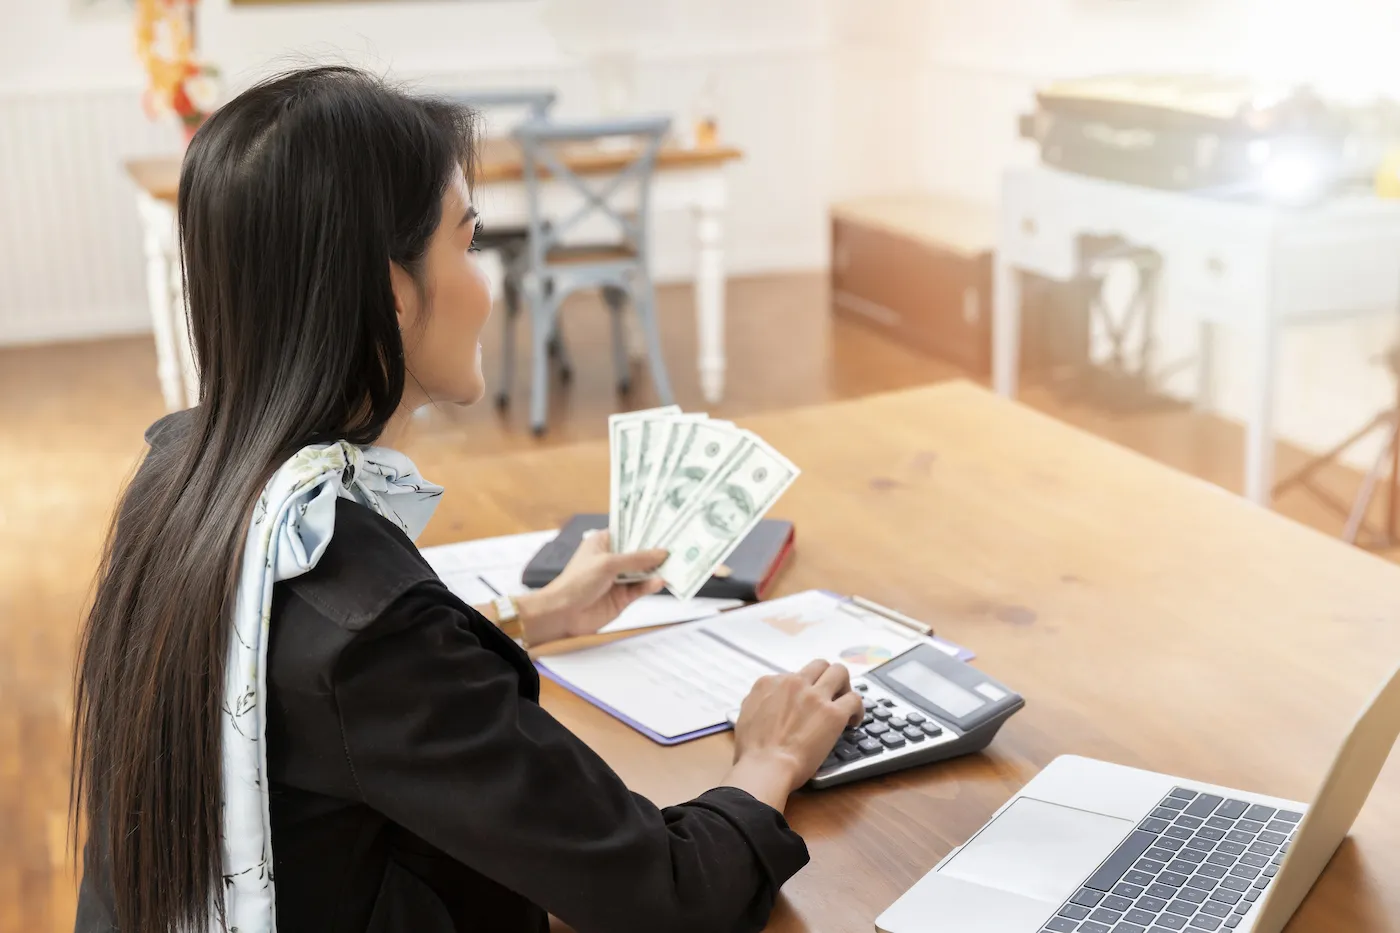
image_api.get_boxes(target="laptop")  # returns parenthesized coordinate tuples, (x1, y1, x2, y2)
(877, 661, 1400, 933)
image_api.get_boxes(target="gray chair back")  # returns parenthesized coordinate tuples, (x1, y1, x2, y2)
(512, 115, 671, 272)
(440, 88, 557, 122)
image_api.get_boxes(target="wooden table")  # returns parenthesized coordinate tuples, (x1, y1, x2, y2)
(125, 139, 742, 411)
(416, 382, 1400, 932)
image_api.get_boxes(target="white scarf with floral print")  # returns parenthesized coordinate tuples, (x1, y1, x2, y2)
(219, 441, 441, 933)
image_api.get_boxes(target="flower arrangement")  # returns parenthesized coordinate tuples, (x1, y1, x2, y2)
(135, 0, 220, 141)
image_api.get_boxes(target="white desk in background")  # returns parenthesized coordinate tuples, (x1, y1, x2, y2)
(125, 138, 742, 412)
(994, 164, 1400, 504)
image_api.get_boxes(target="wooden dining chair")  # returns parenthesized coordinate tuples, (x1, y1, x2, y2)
(509, 115, 676, 435)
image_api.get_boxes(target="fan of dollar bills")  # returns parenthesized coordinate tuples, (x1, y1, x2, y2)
(609, 406, 800, 600)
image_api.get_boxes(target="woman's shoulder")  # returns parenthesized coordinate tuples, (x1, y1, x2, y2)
(281, 496, 444, 633)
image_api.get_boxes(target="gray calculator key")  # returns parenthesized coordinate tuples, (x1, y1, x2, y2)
(834, 743, 862, 762)
(902, 726, 925, 742)
(819, 754, 839, 770)
(1103, 895, 1135, 912)
(1155, 914, 1188, 930)
(1242, 805, 1276, 823)
(880, 698, 896, 707)
(865, 721, 890, 736)
(862, 697, 878, 710)
(1215, 800, 1250, 820)
(1042, 918, 1077, 932)
(857, 738, 884, 755)
(1058, 903, 1092, 920)
(872, 707, 893, 721)
(888, 717, 908, 731)
(841, 729, 864, 744)
(1184, 794, 1224, 818)
(880, 731, 906, 748)
(1126, 908, 1159, 925)
(920, 721, 944, 737)
(904, 711, 925, 724)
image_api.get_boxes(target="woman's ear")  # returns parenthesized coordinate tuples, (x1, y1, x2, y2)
(388, 261, 419, 330)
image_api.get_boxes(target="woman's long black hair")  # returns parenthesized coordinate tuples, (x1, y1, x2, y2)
(72, 66, 476, 932)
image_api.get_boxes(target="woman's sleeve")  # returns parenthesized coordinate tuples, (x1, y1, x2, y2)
(332, 589, 810, 933)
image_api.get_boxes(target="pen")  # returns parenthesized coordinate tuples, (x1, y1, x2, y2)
(850, 595, 933, 636)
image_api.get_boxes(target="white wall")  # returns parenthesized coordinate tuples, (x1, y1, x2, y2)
(0, 0, 834, 344)
(831, 0, 1400, 469)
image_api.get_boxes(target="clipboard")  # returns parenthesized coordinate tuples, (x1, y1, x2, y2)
(535, 591, 973, 745)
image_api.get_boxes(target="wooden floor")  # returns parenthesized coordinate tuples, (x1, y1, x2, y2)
(2, 271, 1393, 933)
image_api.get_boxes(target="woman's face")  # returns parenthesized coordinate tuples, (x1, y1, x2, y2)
(391, 166, 492, 409)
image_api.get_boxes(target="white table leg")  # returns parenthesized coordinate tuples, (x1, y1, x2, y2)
(1244, 316, 1278, 505)
(170, 256, 199, 408)
(1195, 319, 1217, 413)
(137, 193, 185, 412)
(992, 253, 1021, 398)
(694, 202, 726, 404)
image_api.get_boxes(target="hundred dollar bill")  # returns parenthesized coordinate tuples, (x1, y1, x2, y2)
(653, 436, 800, 600)
(608, 406, 678, 552)
(632, 419, 748, 552)
(627, 413, 711, 551)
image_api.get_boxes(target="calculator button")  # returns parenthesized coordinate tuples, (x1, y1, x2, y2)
(862, 698, 878, 711)
(842, 729, 864, 744)
(864, 721, 891, 736)
(819, 755, 839, 771)
(879, 732, 907, 749)
(905, 711, 925, 724)
(855, 683, 868, 692)
(888, 717, 908, 730)
(834, 742, 862, 762)
(902, 726, 925, 742)
(872, 708, 894, 721)
(857, 738, 884, 755)
(920, 722, 944, 737)
(880, 698, 897, 707)
(861, 713, 875, 726)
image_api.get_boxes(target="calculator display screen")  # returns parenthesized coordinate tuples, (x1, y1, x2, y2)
(888, 661, 986, 718)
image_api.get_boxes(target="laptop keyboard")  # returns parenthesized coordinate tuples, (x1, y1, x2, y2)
(1039, 787, 1302, 933)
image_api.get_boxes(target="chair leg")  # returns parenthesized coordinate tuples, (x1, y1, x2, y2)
(496, 268, 521, 411)
(603, 285, 631, 394)
(530, 293, 557, 437)
(631, 276, 675, 406)
(549, 319, 574, 385)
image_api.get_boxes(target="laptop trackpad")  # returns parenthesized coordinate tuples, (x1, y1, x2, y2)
(940, 796, 1135, 904)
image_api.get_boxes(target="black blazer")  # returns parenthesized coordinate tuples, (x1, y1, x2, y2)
(75, 414, 809, 933)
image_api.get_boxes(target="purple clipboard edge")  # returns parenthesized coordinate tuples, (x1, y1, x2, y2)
(536, 662, 733, 747)
(537, 591, 974, 746)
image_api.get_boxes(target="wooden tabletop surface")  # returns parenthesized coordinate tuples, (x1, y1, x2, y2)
(416, 382, 1400, 933)
(125, 137, 742, 202)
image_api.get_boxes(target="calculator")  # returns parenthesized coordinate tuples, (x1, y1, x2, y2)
(732, 643, 1025, 789)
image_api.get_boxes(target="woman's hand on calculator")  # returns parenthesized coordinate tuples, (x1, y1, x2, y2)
(724, 660, 865, 811)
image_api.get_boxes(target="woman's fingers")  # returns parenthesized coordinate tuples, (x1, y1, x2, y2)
(815, 660, 852, 698)
(609, 547, 669, 576)
(797, 659, 831, 684)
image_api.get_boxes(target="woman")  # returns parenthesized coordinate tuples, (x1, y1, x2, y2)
(72, 67, 861, 933)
